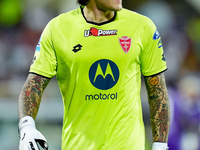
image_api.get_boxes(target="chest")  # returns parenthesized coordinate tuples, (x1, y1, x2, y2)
(54, 23, 142, 64)
(53, 21, 145, 89)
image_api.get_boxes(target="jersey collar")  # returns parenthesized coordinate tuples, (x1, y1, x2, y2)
(80, 6, 117, 26)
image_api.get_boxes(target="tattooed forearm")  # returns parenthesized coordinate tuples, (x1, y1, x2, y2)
(144, 73, 170, 143)
(18, 73, 50, 120)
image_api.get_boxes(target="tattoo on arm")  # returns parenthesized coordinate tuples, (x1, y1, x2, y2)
(18, 74, 50, 120)
(144, 73, 170, 143)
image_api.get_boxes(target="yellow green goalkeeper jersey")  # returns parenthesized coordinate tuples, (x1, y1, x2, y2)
(30, 7, 167, 150)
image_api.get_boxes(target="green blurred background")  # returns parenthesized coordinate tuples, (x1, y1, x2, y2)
(0, 0, 200, 150)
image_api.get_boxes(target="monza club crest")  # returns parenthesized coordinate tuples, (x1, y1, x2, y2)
(119, 36, 131, 53)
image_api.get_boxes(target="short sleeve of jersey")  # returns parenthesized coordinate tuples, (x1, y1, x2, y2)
(29, 21, 57, 78)
(140, 17, 167, 76)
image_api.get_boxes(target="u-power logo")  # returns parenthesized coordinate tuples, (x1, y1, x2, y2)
(85, 59, 119, 101)
(84, 27, 117, 37)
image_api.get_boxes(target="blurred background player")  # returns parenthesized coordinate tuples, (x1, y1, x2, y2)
(168, 74, 200, 150)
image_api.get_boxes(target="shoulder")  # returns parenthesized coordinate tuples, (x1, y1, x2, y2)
(118, 8, 155, 28)
(47, 7, 81, 29)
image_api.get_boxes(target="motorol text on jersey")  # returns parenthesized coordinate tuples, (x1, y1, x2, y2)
(85, 92, 118, 101)
(84, 27, 117, 37)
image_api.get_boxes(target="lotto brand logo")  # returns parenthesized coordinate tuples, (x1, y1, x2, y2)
(84, 27, 117, 37)
(72, 44, 82, 53)
(89, 59, 119, 90)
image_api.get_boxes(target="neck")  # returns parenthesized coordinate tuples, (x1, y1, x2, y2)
(83, 3, 115, 24)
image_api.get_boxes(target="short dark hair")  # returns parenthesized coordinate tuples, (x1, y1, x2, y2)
(77, 0, 89, 5)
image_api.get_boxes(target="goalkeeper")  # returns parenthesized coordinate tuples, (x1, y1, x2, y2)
(18, 0, 170, 149)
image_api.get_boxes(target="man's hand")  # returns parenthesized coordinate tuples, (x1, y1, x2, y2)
(19, 116, 48, 150)
(152, 142, 169, 150)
